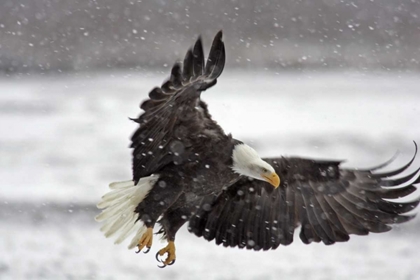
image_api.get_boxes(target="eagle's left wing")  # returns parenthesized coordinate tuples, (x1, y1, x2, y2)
(189, 144, 420, 250)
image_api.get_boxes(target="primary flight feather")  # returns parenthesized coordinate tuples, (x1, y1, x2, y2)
(96, 31, 419, 267)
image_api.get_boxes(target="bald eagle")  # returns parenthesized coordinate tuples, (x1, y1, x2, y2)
(96, 31, 419, 267)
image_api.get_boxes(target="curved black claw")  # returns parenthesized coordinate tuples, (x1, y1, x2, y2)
(143, 247, 151, 254)
(157, 263, 167, 269)
(155, 252, 163, 263)
(135, 247, 141, 254)
(167, 259, 176, 266)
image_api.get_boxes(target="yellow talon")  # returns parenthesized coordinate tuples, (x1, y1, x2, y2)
(157, 241, 176, 266)
(136, 227, 153, 253)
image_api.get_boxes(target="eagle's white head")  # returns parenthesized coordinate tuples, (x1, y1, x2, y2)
(231, 144, 280, 188)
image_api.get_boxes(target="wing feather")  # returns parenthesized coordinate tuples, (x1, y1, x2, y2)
(282, 183, 295, 245)
(215, 195, 233, 246)
(371, 142, 417, 178)
(192, 37, 205, 78)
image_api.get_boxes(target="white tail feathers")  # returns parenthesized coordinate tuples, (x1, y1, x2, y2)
(95, 175, 159, 249)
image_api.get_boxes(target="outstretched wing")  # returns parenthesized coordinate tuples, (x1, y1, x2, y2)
(189, 144, 420, 250)
(130, 31, 226, 183)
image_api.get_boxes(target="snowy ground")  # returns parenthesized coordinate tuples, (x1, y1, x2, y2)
(1, 71, 420, 279)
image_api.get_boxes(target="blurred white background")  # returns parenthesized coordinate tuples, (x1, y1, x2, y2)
(1, 1, 420, 279)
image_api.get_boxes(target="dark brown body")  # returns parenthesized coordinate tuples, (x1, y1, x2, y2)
(135, 135, 242, 241)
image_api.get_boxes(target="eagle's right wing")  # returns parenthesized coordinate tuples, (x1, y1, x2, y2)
(130, 31, 226, 183)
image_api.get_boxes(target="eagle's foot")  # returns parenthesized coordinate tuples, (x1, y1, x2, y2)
(135, 227, 153, 254)
(155, 241, 176, 268)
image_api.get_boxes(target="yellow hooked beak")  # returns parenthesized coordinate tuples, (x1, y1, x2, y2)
(262, 172, 280, 188)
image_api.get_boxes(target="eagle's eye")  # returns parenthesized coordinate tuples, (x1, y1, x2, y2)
(261, 167, 268, 173)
